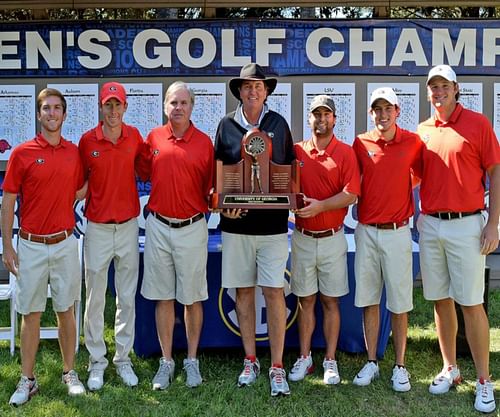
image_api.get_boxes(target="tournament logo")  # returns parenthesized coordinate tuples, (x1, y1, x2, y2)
(91, 150, 99, 157)
(218, 269, 298, 341)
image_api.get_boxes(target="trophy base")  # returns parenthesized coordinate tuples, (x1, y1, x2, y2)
(211, 192, 305, 210)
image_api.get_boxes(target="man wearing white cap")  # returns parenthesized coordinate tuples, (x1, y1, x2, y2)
(79, 81, 149, 390)
(418, 64, 500, 413)
(352, 87, 422, 392)
(288, 95, 360, 386)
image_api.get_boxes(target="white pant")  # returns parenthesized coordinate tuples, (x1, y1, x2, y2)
(83, 219, 139, 370)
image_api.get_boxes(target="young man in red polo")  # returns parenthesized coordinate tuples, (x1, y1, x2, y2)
(352, 87, 422, 392)
(141, 81, 214, 390)
(1, 88, 86, 406)
(418, 65, 500, 413)
(79, 82, 149, 391)
(288, 95, 360, 386)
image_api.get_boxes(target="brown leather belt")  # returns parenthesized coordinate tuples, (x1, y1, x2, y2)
(295, 224, 343, 238)
(152, 212, 204, 228)
(19, 228, 73, 245)
(367, 219, 409, 230)
(428, 210, 481, 220)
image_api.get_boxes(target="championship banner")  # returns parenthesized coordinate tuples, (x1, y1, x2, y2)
(1, 19, 499, 77)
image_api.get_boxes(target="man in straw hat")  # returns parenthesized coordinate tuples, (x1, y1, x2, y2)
(418, 64, 500, 413)
(214, 63, 294, 396)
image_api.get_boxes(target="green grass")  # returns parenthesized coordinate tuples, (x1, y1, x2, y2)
(0, 288, 499, 417)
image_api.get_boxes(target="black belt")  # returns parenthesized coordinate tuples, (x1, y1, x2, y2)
(295, 225, 343, 238)
(367, 219, 409, 230)
(152, 212, 204, 228)
(428, 210, 481, 220)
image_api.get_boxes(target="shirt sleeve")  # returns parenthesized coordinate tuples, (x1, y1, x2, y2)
(2, 147, 24, 194)
(342, 146, 361, 196)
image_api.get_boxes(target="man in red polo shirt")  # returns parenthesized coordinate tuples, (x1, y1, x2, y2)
(1, 88, 86, 405)
(352, 87, 422, 392)
(140, 81, 214, 390)
(79, 82, 148, 391)
(418, 65, 500, 413)
(288, 95, 360, 385)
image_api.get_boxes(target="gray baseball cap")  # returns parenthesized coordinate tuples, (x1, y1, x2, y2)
(309, 95, 336, 114)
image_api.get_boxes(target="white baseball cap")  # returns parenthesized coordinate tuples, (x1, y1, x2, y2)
(369, 87, 399, 108)
(427, 64, 457, 84)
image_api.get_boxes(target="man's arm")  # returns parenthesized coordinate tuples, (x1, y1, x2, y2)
(481, 163, 500, 254)
(1, 192, 19, 275)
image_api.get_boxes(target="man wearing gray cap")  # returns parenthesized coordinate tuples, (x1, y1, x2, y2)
(352, 87, 422, 392)
(418, 64, 500, 413)
(288, 95, 360, 385)
(214, 63, 294, 396)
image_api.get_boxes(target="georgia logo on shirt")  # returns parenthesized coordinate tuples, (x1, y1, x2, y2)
(368, 150, 376, 158)
(268, 132, 275, 139)
(153, 149, 160, 156)
(91, 151, 99, 157)
(35, 158, 45, 164)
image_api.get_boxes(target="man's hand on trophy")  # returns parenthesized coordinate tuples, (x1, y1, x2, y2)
(221, 208, 248, 219)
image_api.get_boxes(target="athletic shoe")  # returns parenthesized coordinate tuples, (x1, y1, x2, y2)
(9, 376, 39, 406)
(429, 365, 462, 395)
(238, 358, 260, 387)
(117, 363, 138, 387)
(391, 366, 411, 392)
(183, 358, 202, 388)
(353, 362, 379, 386)
(289, 354, 314, 382)
(323, 359, 340, 385)
(152, 357, 175, 390)
(62, 370, 86, 396)
(269, 367, 291, 397)
(474, 378, 496, 413)
(87, 369, 104, 391)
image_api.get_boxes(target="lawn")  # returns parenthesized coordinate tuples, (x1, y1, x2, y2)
(0, 288, 499, 417)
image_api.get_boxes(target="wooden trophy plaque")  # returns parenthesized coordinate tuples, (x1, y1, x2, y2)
(210, 128, 304, 209)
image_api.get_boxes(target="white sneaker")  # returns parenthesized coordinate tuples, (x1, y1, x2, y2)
(323, 359, 340, 385)
(289, 354, 314, 382)
(9, 375, 39, 406)
(152, 357, 175, 390)
(116, 363, 138, 387)
(474, 378, 496, 413)
(269, 367, 291, 397)
(183, 358, 202, 388)
(391, 366, 411, 392)
(87, 369, 104, 391)
(238, 358, 260, 387)
(353, 362, 379, 386)
(429, 365, 461, 395)
(62, 370, 86, 396)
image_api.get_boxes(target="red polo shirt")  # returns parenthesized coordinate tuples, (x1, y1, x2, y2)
(417, 103, 500, 213)
(79, 122, 149, 223)
(146, 122, 214, 219)
(294, 135, 360, 231)
(353, 126, 423, 224)
(2, 134, 83, 235)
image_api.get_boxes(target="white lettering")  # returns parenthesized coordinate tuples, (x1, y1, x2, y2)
(26, 31, 62, 69)
(77, 30, 112, 69)
(432, 28, 476, 66)
(221, 29, 250, 67)
(349, 28, 386, 66)
(255, 29, 285, 66)
(390, 28, 427, 66)
(0, 31, 21, 69)
(133, 29, 171, 69)
(306, 28, 344, 67)
(177, 28, 216, 68)
(483, 29, 500, 66)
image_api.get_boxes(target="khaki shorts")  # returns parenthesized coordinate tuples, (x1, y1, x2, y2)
(16, 234, 81, 315)
(141, 214, 208, 305)
(417, 213, 486, 306)
(354, 223, 413, 314)
(291, 229, 349, 298)
(221, 232, 288, 289)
